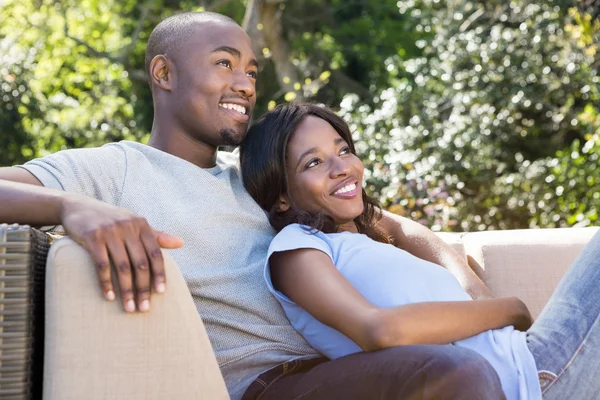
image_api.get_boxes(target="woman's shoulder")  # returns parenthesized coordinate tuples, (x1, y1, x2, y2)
(270, 224, 333, 256)
(274, 223, 326, 244)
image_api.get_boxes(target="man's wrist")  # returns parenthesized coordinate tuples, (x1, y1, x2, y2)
(57, 191, 80, 223)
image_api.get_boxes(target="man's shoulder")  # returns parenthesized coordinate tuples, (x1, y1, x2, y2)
(19, 141, 141, 196)
(62, 141, 158, 166)
(22, 142, 130, 169)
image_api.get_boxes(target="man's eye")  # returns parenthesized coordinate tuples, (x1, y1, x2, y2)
(247, 70, 257, 79)
(306, 159, 321, 169)
(218, 60, 232, 69)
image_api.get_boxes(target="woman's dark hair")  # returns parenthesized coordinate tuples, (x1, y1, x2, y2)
(240, 102, 390, 244)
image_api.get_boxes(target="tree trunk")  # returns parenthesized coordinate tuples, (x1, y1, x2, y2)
(243, 0, 303, 100)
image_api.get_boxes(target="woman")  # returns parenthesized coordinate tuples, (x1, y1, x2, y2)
(240, 102, 600, 400)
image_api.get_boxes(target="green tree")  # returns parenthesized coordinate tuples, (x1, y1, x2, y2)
(0, 0, 420, 163)
(1, 0, 598, 231)
(342, 0, 600, 230)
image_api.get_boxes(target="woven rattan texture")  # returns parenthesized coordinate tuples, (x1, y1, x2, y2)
(0, 224, 48, 400)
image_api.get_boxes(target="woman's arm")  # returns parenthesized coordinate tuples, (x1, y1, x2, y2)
(378, 211, 494, 300)
(270, 248, 532, 352)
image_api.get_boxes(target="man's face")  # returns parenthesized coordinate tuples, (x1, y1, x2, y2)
(171, 21, 258, 147)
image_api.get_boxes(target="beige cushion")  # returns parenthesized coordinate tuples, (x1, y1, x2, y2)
(463, 227, 599, 319)
(44, 238, 229, 400)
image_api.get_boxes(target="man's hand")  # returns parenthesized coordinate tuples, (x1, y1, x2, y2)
(0, 172, 183, 312)
(379, 211, 495, 300)
(60, 193, 184, 312)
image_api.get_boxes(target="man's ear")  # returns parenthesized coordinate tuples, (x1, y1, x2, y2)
(149, 55, 173, 91)
(275, 194, 291, 212)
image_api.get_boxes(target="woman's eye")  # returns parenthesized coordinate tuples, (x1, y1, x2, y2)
(218, 60, 232, 69)
(340, 146, 351, 155)
(247, 70, 257, 79)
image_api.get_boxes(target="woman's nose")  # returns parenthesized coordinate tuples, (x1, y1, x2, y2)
(329, 157, 352, 178)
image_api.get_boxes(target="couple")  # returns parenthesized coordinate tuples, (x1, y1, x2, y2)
(1, 11, 599, 400)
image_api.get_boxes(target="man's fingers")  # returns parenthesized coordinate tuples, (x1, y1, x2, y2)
(153, 229, 184, 249)
(86, 239, 115, 302)
(105, 237, 136, 313)
(125, 237, 152, 312)
(141, 229, 167, 294)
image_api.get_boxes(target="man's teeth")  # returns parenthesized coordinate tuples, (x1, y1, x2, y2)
(219, 103, 246, 115)
(334, 183, 357, 195)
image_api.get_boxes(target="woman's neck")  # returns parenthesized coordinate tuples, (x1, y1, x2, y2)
(338, 221, 359, 233)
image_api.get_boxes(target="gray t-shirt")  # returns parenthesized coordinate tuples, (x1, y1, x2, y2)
(21, 141, 319, 399)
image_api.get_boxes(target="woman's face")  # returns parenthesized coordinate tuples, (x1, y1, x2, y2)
(283, 115, 365, 225)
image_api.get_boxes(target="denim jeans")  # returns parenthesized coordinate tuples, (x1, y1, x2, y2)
(527, 230, 600, 399)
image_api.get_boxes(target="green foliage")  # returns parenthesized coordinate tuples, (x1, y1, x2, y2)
(1, 0, 417, 156)
(279, 0, 427, 106)
(1, 0, 598, 230)
(342, 0, 600, 230)
(1, 0, 152, 162)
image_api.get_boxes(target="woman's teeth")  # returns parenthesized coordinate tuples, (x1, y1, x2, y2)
(334, 183, 357, 195)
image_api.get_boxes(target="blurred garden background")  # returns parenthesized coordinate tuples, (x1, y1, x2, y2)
(1, 0, 598, 231)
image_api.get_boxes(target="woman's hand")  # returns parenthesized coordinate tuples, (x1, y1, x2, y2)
(510, 297, 534, 331)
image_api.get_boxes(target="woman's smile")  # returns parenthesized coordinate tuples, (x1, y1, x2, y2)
(331, 180, 359, 198)
(284, 116, 365, 225)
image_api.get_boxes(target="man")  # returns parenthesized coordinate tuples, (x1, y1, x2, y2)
(0, 12, 504, 400)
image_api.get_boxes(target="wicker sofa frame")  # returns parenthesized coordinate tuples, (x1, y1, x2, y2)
(0, 224, 48, 400)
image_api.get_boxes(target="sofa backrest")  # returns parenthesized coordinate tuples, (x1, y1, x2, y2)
(437, 227, 599, 319)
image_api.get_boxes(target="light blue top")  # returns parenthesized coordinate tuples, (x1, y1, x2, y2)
(265, 224, 542, 400)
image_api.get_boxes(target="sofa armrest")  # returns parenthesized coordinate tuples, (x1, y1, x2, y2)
(463, 227, 599, 319)
(44, 238, 229, 400)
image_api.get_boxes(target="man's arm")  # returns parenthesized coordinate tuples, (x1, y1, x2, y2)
(0, 167, 183, 312)
(378, 210, 494, 300)
(0, 167, 62, 225)
(0, 166, 43, 186)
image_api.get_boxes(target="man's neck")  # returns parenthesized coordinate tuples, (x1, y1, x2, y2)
(148, 119, 218, 169)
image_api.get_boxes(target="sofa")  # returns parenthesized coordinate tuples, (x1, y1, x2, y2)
(0, 224, 598, 400)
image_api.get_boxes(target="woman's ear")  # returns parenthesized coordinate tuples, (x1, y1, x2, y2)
(275, 194, 291, 212)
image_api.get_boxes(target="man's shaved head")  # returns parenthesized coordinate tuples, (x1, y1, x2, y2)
(146, 10, 256, 153)
(144, 12, 238, 78)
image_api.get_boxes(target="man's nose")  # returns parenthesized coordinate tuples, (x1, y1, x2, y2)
(231, 69, 255, 98)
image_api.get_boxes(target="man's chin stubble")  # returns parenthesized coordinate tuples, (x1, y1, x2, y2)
(220, 128, 244, 146)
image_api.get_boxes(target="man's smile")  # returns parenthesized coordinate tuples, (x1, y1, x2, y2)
(219, 101, 250, 123)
